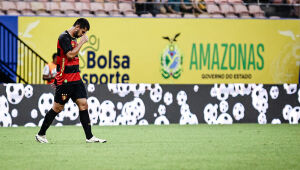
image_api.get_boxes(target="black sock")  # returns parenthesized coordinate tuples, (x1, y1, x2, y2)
(79, 110, 93, 139)
(38, 109, 57, 136)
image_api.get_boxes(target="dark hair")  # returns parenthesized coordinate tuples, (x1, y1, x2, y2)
(73, 18, 90, 31)
(52, 53, 57, 60)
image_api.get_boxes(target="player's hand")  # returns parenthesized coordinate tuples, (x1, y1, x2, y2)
(80, 34, 88, 44)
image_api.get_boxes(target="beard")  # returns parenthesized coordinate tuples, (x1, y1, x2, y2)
(74, 30, 80, 38)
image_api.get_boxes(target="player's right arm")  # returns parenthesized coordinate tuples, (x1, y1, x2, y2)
(66, 34, 88, 60)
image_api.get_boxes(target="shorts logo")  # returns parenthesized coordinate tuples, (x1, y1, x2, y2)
(161, 33, 183, 79)
(62, 94, 67, 101)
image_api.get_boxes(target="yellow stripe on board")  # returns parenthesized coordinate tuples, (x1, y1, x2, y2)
(18, 17, 300, 84)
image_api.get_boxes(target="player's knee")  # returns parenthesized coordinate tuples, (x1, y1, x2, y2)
(79, 102, 88, 111)
(52, 104, 64, 113)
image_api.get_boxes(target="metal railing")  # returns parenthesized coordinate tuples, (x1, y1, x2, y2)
(0, 22, 48, 84)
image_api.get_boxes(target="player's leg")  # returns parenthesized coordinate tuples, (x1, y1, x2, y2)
(36, 85, 69, 143)
(73, 82, 106, 143)
(38, 102, 64, 135)
(35, 102, 64, 143)
(76, 98, 106, 143)
(76, 98, 92, 139)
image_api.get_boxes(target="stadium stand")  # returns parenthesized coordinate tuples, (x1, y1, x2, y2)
(0, 0, 298, 18)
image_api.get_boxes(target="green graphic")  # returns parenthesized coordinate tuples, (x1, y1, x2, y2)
(161, 33, 183, 79)
(79, 34, 100, 69)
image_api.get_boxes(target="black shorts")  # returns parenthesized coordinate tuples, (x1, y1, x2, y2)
(54, 81, 87, 105)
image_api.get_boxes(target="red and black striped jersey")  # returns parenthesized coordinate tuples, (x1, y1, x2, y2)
(55, 30, 81, 85)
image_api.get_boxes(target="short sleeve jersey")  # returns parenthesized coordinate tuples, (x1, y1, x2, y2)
(55, 31, 81, 85)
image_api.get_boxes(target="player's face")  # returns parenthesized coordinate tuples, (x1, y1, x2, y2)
(74, 26, 88, 38)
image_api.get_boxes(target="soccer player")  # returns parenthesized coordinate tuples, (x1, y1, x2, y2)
(35, 18, 106, 143)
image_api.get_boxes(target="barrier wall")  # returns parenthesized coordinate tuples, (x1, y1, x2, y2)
(17, 17, 300, 84)
(0, 83, 299, 127)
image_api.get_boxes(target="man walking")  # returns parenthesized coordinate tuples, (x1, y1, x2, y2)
(36, 18, 106, 143)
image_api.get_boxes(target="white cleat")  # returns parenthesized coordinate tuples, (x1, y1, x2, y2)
(35, 134, 49, 143)
(86, 136, 107, 143)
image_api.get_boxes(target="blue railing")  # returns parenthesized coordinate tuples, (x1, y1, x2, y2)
(0, 22, 48, 84)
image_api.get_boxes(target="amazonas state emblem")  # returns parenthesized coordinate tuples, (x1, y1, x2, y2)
(161, 33, 183, 79)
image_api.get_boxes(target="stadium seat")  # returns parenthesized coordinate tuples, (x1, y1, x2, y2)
(120, 0, 135, 2)
(31, 2, 50, 16)
(269, 16, 280, 19)
(254, 15, 266, 18)
(220, 3, 235, 17)
(140, 13, 153, 17)
(204, 0, 215, 4)
(233, 3, 248, 16)
(198, 13, 211, 17)
(60, 2, 79, 17)
(214, 0, 228, 4)
(184, 13, 197, 18)
(156, 14, 169, 17)
(75, 2, 94, 17)
(240, 14, 251, 18)
(90, 2, 108, 16)
(16, 1, 35, 16)
(79, 0, 91, 2)
(225, 13, 238, 18)
(46, 2, 64, 16)
(124, 13, 138, 17)
(104, 2, 122, 16)
(228, 0, 243, 4)
(119, 2, 135, 15)
(0, 2, 4, 15)
(248, 5, 265, 17)
(211, 14, 224, 18)
(1, 1, 20, 16)
(206, 3, 221, 14)
(168, 13, 181, 18)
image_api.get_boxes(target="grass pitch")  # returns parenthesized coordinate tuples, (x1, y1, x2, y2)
(0, 124, 299, 170)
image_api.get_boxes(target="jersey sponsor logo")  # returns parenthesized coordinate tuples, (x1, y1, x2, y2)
(71, 41, 76, 48)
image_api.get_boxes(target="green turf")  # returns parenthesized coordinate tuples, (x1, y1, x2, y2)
(0, 124, 299, 170)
